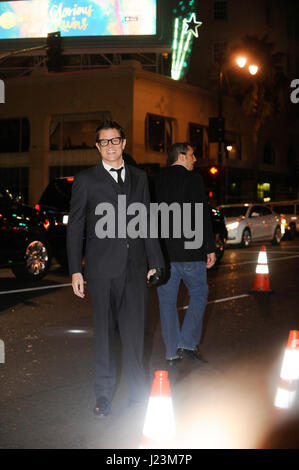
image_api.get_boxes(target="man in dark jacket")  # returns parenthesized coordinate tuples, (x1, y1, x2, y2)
(67, 120, 164, 417)
(155, 142, 216, 365)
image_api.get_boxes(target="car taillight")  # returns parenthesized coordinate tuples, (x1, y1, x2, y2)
(43, 218, 50, 230)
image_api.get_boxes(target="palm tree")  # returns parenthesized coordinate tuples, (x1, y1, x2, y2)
(228, 35, 289, 199)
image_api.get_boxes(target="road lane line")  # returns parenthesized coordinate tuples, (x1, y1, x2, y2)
(220, 254, 299, 267)
(0, 254, 298, 296)
(178, 293, 250, 310)
(0, 283, 72, 296)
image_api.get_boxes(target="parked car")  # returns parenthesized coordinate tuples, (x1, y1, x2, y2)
(210, 207, 227, 264)
(36, 177, 74, 268)
(37, 176, 228, 269)
(263, 200, 299, 240)
(0, 185, 52, 280)
(218, 203, 282, 247)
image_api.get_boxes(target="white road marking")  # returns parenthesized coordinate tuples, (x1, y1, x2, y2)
(0, 283, 72, 296)
(178, 293, 250, 310)
(220, 254, 299, 267)
(0, 253, 298, 296)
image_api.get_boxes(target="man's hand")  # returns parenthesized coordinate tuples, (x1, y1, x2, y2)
(147, 268, 157, 280)
(206, 252, 216, 269)
(72, 272, 85, 298)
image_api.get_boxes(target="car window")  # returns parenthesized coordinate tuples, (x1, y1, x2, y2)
(260, 206, 272, 216)
(220, 206, 248, 217)
(271, 204, 294, 214)
(249, 206, 263, 216)
(39, 179, 73, 211)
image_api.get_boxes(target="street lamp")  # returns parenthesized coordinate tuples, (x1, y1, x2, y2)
(236, 57, 247, 68)
(236, 55, 259, 75)
(214, 54, 260, 203)
(248, 64, 259, 75)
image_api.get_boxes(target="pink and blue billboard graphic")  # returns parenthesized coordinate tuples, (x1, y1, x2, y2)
(0, 0, 157, 38)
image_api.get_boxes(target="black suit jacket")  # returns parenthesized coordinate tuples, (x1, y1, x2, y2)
(155, 165, 215, 262)
(67, 161, 164, 280)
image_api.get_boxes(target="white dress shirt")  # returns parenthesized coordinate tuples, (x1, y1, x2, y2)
(102, 160, 125, 183)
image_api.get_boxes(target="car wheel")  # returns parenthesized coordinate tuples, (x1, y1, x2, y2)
(11, 238, 52, 281)
(271, 226, 281, 245)
(215, 232, 225, 264)
(241, 228, 251, 248)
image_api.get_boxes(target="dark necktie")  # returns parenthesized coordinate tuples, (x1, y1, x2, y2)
(110, 167, 124, 187)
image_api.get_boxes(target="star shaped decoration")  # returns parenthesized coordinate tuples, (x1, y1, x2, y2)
(183, 12, 202, 38)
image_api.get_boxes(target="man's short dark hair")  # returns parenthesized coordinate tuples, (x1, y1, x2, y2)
(95, 120, 125, 142)
(167, 142, 191, 166)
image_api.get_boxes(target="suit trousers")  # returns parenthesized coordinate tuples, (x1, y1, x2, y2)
(87, 267, 149, 403)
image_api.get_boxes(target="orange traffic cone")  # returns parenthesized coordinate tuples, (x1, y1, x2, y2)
(140, 370, 176, 449)
(274, 330, 299, 410)
(250, 245, 273, 293)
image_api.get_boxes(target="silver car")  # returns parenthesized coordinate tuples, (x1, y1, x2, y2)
(218, 203, 282, 247)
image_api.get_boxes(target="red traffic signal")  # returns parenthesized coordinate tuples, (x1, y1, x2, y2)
(209, 166, 218, 175)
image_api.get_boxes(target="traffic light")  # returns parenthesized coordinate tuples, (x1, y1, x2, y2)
(209, 166, 219, 176)
(46, 32, 62, 72)
(208, 117, 225, 143)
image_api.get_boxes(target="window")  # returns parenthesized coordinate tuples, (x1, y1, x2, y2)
(257, 183, 271, 200)
(189, 123, 203, 159)
(225, 132, 241, 160)
(212, 41, 227, 64)
(0, 118, 30, 153)
(50, 112, 111, 151)
(189, 123, 209, 159)
(250, 206, 263, 217)
(260, 206, 272, 216)
(263, 141, 275, 165)
(271, 204, 294, 214)
(214, 1, 227, 20)
(146, 114, 175, 153)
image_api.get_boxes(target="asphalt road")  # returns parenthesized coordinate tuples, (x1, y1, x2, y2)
(0, 239, 299, 450)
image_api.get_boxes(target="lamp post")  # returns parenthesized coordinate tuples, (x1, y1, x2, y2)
(215, 55, 259, 203)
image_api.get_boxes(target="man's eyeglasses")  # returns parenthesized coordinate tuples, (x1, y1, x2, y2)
(97, 137, 122, 147)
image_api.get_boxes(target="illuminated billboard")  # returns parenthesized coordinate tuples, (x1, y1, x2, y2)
(0, 0, 157, 38)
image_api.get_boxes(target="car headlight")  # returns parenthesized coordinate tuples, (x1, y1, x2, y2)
(226, 221, 240, 231)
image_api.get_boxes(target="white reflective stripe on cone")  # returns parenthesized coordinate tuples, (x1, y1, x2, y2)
(256, 264, 269, 274)
(274, 387, 296, 409)
(257, 251, 268, 264)
(142, 397, 175, 441)
(280, 349, 299, 381)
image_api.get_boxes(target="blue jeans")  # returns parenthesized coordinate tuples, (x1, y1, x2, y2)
(157, 261, 208, 360)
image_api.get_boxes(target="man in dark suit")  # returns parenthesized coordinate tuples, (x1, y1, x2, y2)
(67, 120, 164, 417)
(155, 142, 216, 366)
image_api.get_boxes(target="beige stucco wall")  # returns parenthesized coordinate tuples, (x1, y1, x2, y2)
(132, 64, 254, 166)
(1, 60, 255, 203)
(0, 66, 134, 203)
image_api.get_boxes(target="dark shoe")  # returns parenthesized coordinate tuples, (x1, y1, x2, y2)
(166, 357, 182, 367)
(93, 396, 110, 418)
(177, 348, 208, 363)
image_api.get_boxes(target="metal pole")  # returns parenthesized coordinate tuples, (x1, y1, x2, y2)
(218, 64, 224, 203)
